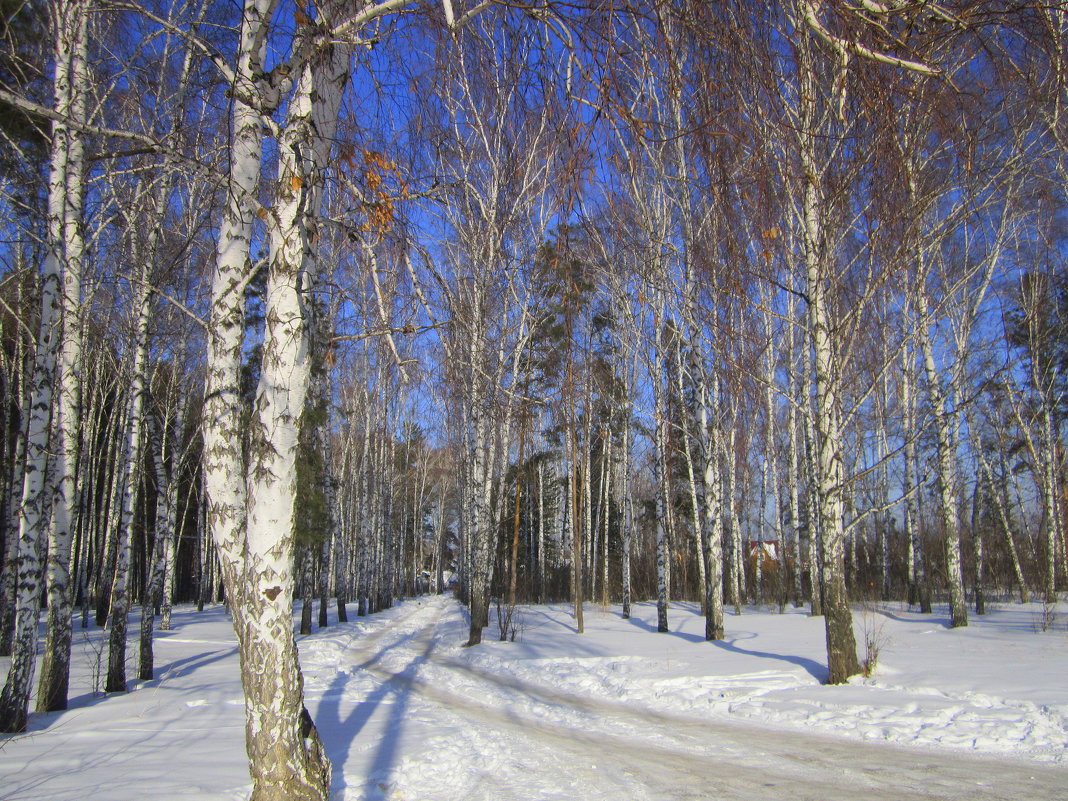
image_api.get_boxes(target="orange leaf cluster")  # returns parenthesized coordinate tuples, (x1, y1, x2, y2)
(357, 149, 410, 236)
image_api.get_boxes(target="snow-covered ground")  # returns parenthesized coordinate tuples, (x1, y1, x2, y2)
(2, 596, 1067, 800)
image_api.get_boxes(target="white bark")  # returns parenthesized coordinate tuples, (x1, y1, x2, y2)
(199, 1, 359, 796)
(760, 289, 781, 605)
(652, 314, 670, 634)
(913, 285, 967, 627)
(140, 414, 172, 680)
(537, 457, 546, 603)
(795, 25, 859, 682)
(675, 335, 705, 609)
(725, 414, 744, 613)
(0, 0, 88, 732)
(786, 290, 804, 608)
(159, 394, 187, 631)
(901, 341, 930, 611)
(699, 371, 725, 640)
(106, 275, 152, 694)
(35, 0, 87, 708)
(238, 22, 350, 796)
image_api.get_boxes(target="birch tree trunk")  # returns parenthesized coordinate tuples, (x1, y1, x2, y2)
(0, 0, 88, 732)
(761, 292, 780, 606)
(465, 373, 494, 644)
(106, 277, 152, 694)
(334, 448, 350, 621)
(139, 414, 172, 680)
(803, 396, 823, 617)
(0, 342, 27, 656)
(299, 547, 315, 635)
(537, 458, 546, 604)
(913, 286, 967, 628)
(159, 393, 187, 631)
(675, 338, 705, 610)
(725, 412, 744, 614)
(0, 343, 27, 655)
(652, 314, 671, 633)
(786, 291, 804, 608)
(902, 341, 931, 611)
(619, 410, 633, 619)
(796, 30, 860, 683)
(35, 0, 88, 712)
(971, 477, 985, 616)
(199, 1, 356, 795)
(201, 0, 267, 618)
(699, 373, 725, 640)
(236, 18, 351, 796)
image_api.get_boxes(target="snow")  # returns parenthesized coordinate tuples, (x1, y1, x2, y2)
(2, 597, 1067, 800)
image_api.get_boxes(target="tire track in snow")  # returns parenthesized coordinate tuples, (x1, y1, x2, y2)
(332, 598, 1067, 801)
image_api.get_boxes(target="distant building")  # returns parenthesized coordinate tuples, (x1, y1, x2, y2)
(748, 540, 779, 563)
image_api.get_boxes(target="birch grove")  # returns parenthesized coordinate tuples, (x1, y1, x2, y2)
(0, 0, 1065, 789)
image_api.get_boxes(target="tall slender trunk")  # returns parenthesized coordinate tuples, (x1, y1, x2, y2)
(465, 344, 496, 645)
(0, 0, 88, 732)
(699, 372, 724, 641)
(139, 416, 170, 681)
(675, 336, 704, 610)
(1040, 403, 1061, 603)
(159, 397, 188, 631)
(797, 34, 859, 683)
(236, 20, 349, 797)
(0, 395, 24, 656)
(537, 458, 546, 604)
(725, 421, 743, 614)
(619, 422, 633, 619)
(318, 535, 331, 629)
(106, 278, 152, 694)
(299, 546, 315, 635)
(600, 434, 611, 607)
(914, 289, 967, 627)
(569, 432, 584, 633)
(991, 443, 1029, 602)
(334, 454, 350, 621)
(0, 406, 26, 656)
(200, 2, 352, 796)
(971, 478, 985, 616)
(901, 342, 930, 611)
(96, 403, 127, 625)
(508, 427, 526, 608)
(653, 317, 670, 633)
(803, 398, 823, 616)
(565, 308, 584, 633)
(36, 92, 85, 705)
(761, 296, 780, 607)
(875, 362, 892, 602)
(786, 291, 804, 608)
(0, 284, 29, 656)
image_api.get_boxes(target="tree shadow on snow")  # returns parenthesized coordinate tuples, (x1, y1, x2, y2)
(625, 614, 706, 643)
(156, 646, 240, 681)
(314, 628, 434, 799)
(525, 606, 580, 634)
(865, 606, 956, 629)
(712, 633, 828, 683)
(41, 646, 242, 728)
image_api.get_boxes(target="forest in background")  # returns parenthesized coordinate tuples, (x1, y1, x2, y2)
(0, 1, 1065, 799)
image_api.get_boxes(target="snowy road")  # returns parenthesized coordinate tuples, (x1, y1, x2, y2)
(3, 596, 1066, 800)
(303, 596, 1068, 801)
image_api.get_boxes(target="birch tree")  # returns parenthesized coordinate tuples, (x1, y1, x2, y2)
(429, 9, 561, 644)
(197, 0, 396, 795)
(788, 5, 861, 682)
(0, 0, 90, 732)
